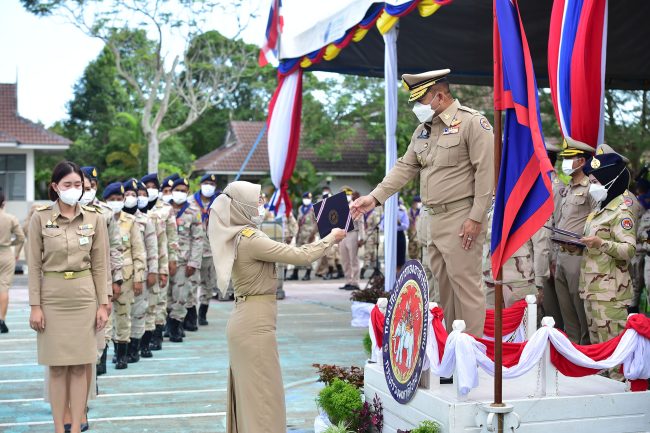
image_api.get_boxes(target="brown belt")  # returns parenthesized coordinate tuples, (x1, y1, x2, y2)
(424, 197, 474, 215)
(43, 270, 92, 280)
(235, 294, 276, 303)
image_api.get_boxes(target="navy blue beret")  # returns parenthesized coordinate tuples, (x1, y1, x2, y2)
(102, 182, 124, 199)
(171, 177, 189, 190)
(140, 173, 159, 188)
(81, 166, 98, 181)
(200, 173, 216, 183)
(122, 178, 139, 193)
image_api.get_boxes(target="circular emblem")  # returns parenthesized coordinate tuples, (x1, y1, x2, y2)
(383, 260, 429, 404)
(621, 217, 634, 230)
(591, 158, 601, 169)
(328, 209, 339, 225)
(479, 117, 492, 130)
(624, 197, 633, 207)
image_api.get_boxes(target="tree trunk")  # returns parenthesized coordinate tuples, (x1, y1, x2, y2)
(148, 133, 159, 173)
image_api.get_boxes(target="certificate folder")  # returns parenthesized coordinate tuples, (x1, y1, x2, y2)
(312, 191, 354, 238)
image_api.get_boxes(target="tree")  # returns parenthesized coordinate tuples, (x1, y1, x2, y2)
(22, 0, 255, 172)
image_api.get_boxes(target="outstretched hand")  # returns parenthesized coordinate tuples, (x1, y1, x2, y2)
(350, 195, 377, 220)
(331, 228, 347, 243)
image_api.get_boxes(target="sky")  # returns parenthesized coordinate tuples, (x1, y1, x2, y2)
(0, 0, 267, 127)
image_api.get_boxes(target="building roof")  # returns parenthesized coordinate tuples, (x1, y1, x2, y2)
(0, 83, 71, 148)
(195, 120, 380, 175)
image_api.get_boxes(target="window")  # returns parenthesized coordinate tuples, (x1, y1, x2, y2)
(0, 154, 26, 200)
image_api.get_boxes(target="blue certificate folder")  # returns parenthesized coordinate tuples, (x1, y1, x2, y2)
(313, 191, 355, 238)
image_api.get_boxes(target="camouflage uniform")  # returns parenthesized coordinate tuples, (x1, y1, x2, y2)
(635, 209, 650, 310)
(407, 207, 421, 260)
(188, 192, 217, 307)
(168, 203, 203, 321)
(111, 211, 146, 343)
(152, 199, 179, 325)
(295, 204, 317, 272)
(483, 202, 549, 308)
(580, 194, 636, 380)
(130, 210, 158, 340)
(626, 191, 647, 308)
(362, 208, 382, 273)
(143, 207, 168, 333)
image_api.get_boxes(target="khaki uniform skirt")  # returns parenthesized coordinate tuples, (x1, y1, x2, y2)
(38, 275, 97, 366)
(0, 248, 15, 292)
(227, 295, 285, 433)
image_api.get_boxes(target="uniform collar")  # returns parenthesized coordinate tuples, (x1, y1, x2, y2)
(569, 176, 590, 187)
(52, 200, 83, 221)
(433, 99, 461, 127)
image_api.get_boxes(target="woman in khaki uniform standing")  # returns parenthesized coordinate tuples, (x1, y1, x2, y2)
(0, 191, 25, 333)
(209, 181, 345, 433)
(28, 161, 109, 433)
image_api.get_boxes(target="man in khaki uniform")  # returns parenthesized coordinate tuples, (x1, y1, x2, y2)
(0, 192, 25, 333)
(352, 69, 494, 336)
(339, 190, 365, 290)
(142, 173, 179, 351)
(167, 177, 203, 341)
(103, 182, 146, 369)
(123, 179, 158, 363)
(553, 137, 596, 344)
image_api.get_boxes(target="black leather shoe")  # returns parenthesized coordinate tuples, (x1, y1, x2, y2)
(0, 320, 8, 333)
(115, 342, 128, 369)
(301, 269, 311, 281)
(183, 306, 198, 332)
(198, 304, 209, 326)
(346, 285, 360, 291)
(140, 331, 153, 358)
(286, 269, 299, 280)
(64, 423, 71, 433)
(169, 319, 184, 343)
(339, 284, 351, 290)
(440, 375, 454, 384)
(150, 325, 163, 351)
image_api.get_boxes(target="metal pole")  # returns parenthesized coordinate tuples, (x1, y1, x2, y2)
(492, 109, 504, 433)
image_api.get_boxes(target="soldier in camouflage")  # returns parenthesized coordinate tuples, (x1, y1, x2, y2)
(360, 208, 381, 279)
(287, 192, 318, 281)
(167, 177, 203, 342)
(142, 173, 179, 351)
(103, 182, 146, 369)
(483, 201, 549, 308)
(580, 153, 636, 380)
(123, 179, 158, 363)
(188, 174, 220, 326)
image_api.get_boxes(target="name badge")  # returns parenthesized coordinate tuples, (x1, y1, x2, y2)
(79, 237, 90, 246)
(122, 235, 129, 242)
(442, 127, 459, 135)
(178, 226, 185, 232)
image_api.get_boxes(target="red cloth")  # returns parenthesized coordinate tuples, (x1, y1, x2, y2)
(430, 307, 448, 362)
(626, 314, 650, 339)
(475, 338, 528, 368)
(483, 299, 527, 338)
(370, 305, 385, 348)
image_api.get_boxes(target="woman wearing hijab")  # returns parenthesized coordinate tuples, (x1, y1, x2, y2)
(208, 181, 346, 433)
(579, 152, 636, 380)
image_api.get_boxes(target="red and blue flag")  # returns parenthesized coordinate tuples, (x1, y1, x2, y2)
(548, 0, 607, 147)
(491, 0, 555, 279)
(259, 0, 282, 67)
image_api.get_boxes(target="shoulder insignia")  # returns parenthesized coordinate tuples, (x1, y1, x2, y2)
(81, 204, 96, 212)
(624, 197, 633, 208)
(458, 105, 479, 115)
(479, 117, 492, 130)
(621, 217, 634, 231)
(240, 227, 256, 238)
(36, 204, 52, 211)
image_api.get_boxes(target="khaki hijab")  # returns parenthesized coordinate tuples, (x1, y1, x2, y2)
(209, 181, 261, 294)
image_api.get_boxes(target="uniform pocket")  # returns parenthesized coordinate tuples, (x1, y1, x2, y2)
(434, 135, 461, 166)
(75, 229, 95, 251)
(413, 141, 430, 166)
(568, 193, 586, 206)
(42, 228, 65, 251)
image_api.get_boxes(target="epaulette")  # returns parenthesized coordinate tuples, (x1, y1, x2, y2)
(81, 204, 96, 212)
(36, 204, 53, 211)
(458, 105, 480, 115)
(122, 212, 136, 221)
(240, 227, 256, 238)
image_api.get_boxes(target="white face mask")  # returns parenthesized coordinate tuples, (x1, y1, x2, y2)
(561, 158, 577, 176)
(588, 183, 607, 203)
(137, 196, 149, 209)
(322, 191, 330, 197)
(302, 198, 312, 206)
(416, 202, 422, 209)
(162, 194, 172, 203)
(251, 204, 266, 225)
(346, 194, 352, 203)
(201, 184, 216, 197)
(124, 196, 138, 209)
(58, 187, 82, 206)
(147, 188, 159, 202)
(412, 101, 435, 123)
(79, 189, 96, 206)
(172, 191, 188, 204)
(107, 200, 124, 214)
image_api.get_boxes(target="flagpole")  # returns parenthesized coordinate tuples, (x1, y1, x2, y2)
(493, 108, 505, 433)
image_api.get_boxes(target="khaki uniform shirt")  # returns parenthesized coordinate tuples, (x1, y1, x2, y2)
(554, 176, 595, 240)
(27, 201, 109, 305)
(172, 203, 203, 269)
(233, 228, 336, 296)
(370, 99, 494, 223)
(579, 194, 636, 302)
(116, 211, 146, 283)
(0, 208, 25, 254)
(134, 210, 158, 274)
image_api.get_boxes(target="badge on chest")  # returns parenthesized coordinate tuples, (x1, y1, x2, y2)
(79, 237, 90, 246)
(442, 127, 459, 135)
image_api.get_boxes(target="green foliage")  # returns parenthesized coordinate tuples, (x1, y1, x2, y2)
(411, 420, 441, 433)
(323, 421, 355, 433)
(363, 332, 372, 357)
(313, 364, 364, 389)
(317, 379, 364, 428)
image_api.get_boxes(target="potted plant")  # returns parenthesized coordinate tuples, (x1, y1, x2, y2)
(316, 379, 363, 431)
(398, 420, 441, 433)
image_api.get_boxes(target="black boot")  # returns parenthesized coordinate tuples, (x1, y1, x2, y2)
(97, 346, 107, 376)
(287, 269, 299, 280)
(360, 267, 366, 279)
(140, 331, 153, 358)
(198, 304, 209, 326)
(127, 338, 140, 363)
(150, 325, 163, 351)
(0, 319, 8, 333)
(324, 266, 335, 280)
(169, 319, 184, 343)
(112, 341, 118, 364)
(183, 306, 198, 332)
(115, 342, 128, 369)
(163, 317, 170, 338)
(336, 264, 345, 279)
(301, 269, 311, 281)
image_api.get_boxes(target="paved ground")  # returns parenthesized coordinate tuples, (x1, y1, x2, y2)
(0, 275, 368, 432)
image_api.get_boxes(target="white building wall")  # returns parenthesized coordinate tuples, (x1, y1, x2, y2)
(0, 147, 34, 221)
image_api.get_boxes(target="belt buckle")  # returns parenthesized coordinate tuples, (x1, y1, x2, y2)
(64, 272, 74, 280)
(236, 295, 246, 303)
